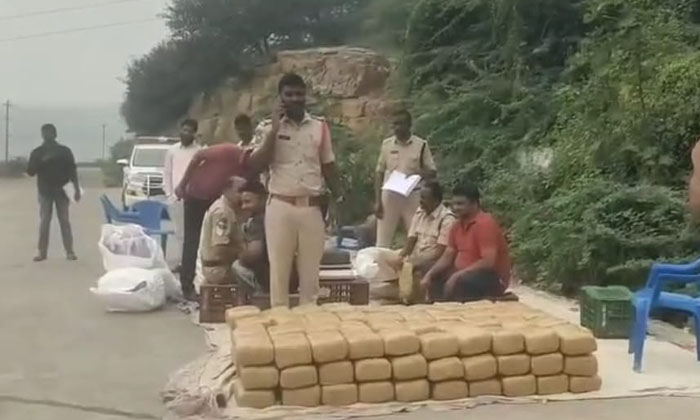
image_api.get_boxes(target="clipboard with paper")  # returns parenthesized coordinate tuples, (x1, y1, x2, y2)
(382, 170, 422, 197)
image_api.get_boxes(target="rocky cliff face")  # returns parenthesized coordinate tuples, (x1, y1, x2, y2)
(187, 47, 394, 144)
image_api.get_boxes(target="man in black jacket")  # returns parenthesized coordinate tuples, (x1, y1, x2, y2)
(27, 124, 81, 262)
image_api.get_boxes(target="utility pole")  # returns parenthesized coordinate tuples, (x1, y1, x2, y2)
(101, 123, 107, 161)
(3, 100, 9, 162)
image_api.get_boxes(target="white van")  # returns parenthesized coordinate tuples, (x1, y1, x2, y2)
(118, 137, 178, 208)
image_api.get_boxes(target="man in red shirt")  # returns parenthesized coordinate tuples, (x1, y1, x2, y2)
(420, 182, 511, 302)
(175, 137, 250, 301)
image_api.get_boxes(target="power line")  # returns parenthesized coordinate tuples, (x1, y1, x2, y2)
(0, 18, 160, 43)
(0, 0, 147, 22)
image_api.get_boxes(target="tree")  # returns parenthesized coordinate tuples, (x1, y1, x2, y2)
(166, 0, 368, 56)
(122, 0, 369, 134)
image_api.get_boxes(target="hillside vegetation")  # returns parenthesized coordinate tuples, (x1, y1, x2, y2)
(122, 0, 700, 294)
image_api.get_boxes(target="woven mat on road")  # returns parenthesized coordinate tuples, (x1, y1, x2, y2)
(162, 287, 700, 420)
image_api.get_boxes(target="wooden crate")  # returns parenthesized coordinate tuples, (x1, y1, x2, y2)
(199, 284, 239, 323)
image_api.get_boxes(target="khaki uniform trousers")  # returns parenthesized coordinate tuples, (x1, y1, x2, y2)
(265, 197, 326, 307)
(376, 190, 421, 248)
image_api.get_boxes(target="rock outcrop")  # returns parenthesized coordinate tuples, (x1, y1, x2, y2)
(187, 47, 394, 144)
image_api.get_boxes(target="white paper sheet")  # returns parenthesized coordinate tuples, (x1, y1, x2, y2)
(382, 170, 421, 197)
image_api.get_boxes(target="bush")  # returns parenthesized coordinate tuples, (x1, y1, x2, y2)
(101, 139, 134, 188)
(0, 158, 28, 178)
(399, 0, 700, 295)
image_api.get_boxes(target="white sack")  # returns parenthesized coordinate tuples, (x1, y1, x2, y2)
(90, 268, 166, 312)
(98, 224, 167, 271)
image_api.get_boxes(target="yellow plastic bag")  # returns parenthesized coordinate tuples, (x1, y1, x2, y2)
(399, 262, 415, 304)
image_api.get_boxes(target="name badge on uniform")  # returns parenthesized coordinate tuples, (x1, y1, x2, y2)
(215, 219, 228, 236)
(278, 134, 291, 141)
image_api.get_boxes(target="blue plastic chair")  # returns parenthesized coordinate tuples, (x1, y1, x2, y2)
(100, 195, 140, 225)
(629, 258, 700, 372)
(131, 200, 175, 254)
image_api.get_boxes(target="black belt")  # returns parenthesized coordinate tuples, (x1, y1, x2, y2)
(202, 260, 230, 268)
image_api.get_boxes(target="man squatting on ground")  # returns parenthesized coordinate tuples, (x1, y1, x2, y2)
(248, 72, 341, 308)
(175, 132, 250, 301)
(197, 176, 246, 288)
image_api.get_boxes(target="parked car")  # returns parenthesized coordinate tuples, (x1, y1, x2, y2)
(118, 136, 178, 209)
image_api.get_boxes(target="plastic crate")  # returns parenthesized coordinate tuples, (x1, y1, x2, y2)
(250, 279, 370, 310)
(580, 286, 633, 338)
(199, 284, 239, 323)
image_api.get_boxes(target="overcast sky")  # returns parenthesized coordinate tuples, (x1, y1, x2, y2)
(0, 0, 170, 107)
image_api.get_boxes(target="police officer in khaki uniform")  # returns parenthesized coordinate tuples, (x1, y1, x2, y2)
(375, 110, 437, 248)
(197, 176, 245, 287)
(249, 73, 340, 307)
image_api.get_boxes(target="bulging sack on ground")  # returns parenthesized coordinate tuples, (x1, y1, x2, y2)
(354, 247, 399, 282)
(99, 224, 167, 271)
(90, 268, 166, 312)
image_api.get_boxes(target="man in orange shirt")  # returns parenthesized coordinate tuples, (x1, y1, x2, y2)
(420, 183, 511, 302)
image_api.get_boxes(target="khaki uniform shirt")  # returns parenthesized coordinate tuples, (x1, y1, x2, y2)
(258, 113, 335, 196)
(408, 204, 456, 256)
(376, 135, 437, 183)
(199, 196, 242, 284)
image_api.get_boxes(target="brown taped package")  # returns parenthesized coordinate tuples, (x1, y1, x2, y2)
(537, 374, 569, 395)
(355, 358, 392, 382)
(428, 357, 464, 382)
(272, 332, 312, 369)
(524, 329, 559, 355)
(502, 374, 537, 397)
(570, 375, 603, 393)
(558, 328, 597, 355)
(564, 355, 598, 376)
(462, 354, 497, 381)
(432, 380, 469, 401)
(395, 379, 430, 402)
(497, 354, 531, 376)
(307, 331, 348, 363)
(469, 379, 502, 397)
(282, 385, 321, 407)
(235, 334, 274, 367)
(322, 384, 358, 406)
(343, 330, 384, 360)
(392, 353, 428, 381)
(280, 365, 318, 389)
(381, 330, 420, 356)
(531, 353, 564, 376)
(492, 331, 525, 355)
(419, 332, 459, 360)
(238, 365, 279, 390)
(319, 360, 354, 385)
(233, 381, 276, 408)
(358, 381, 395, 403)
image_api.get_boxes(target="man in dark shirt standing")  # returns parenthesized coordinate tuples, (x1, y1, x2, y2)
(175, 140, 249, 300)
(27, 124, 81, 262)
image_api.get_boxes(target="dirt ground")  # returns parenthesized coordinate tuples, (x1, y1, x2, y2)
(0, 170, 699, 419)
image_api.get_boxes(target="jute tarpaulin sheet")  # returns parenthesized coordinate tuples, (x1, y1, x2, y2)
(162, 287, 700, 420)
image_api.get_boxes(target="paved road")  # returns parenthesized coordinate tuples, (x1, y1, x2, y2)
(1, 170, 699, 420)
(0, 170, 203, 420)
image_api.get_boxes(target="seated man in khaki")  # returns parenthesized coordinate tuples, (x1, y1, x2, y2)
(232, 179, 269, 303)
(197, 177, 245, 287)
(372, 181, 455, 302)
(398, 181, 456, 276)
